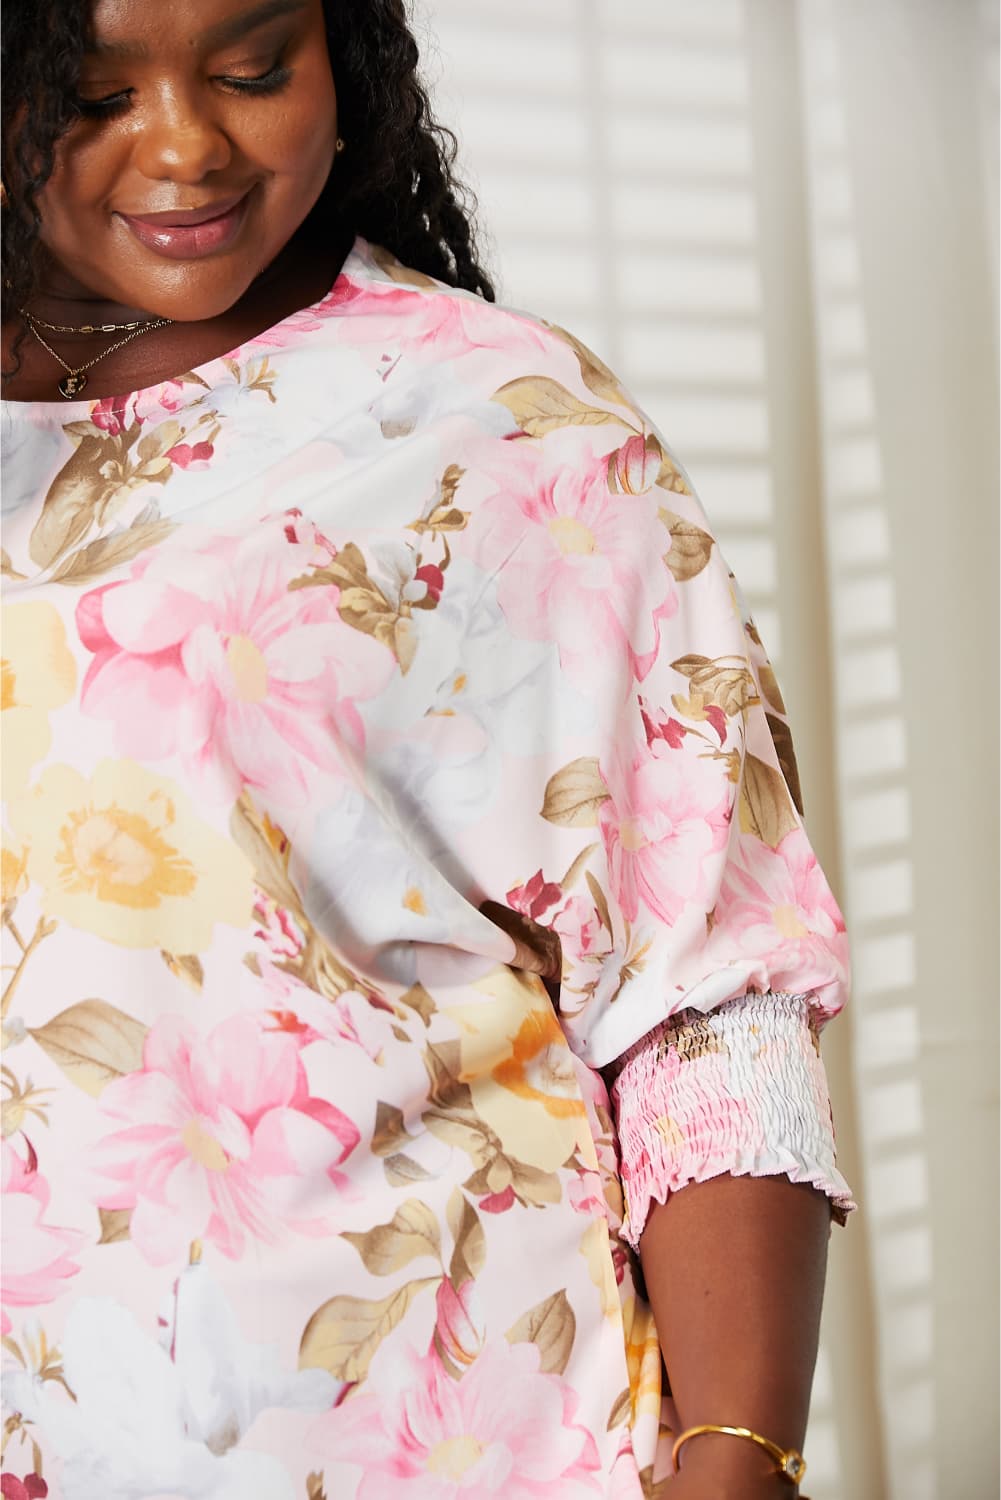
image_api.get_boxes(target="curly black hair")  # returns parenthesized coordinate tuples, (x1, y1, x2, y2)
(1, 0, 495, 336)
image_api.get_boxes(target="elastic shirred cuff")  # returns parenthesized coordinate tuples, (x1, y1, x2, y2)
(608, 992, 856, 1250)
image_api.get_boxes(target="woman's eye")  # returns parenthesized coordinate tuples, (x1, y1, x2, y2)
(76, 90, 132, 118)
(72, 57, 292, 118)
(218, 62, 292, 95)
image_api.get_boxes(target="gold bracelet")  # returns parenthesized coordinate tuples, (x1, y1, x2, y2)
(671, 1424, 808, 1486)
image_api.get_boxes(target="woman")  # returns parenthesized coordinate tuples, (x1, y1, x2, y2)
(0, 2, 854, 1496)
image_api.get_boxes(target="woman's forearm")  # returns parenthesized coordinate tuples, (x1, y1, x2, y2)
(639, 1173, 831, 1497)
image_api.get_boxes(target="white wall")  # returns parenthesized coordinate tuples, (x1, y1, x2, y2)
(415, 3, 1000, 1497)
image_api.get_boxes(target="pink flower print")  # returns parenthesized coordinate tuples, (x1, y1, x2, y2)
(470, 431, 677, 691)
(0, 1474, 48, 1500)
(256, 959, 386, 1065)
(92, 1012, 361, 1265)
(640, 699, 687, 751)
(568, 1169, 626, 1282)
(253, 888, 305, 961)
(553, 895, 605, 961)
(131, 378, 189, 426)
(77, 512, 393, 805)
(220, 262, 438, 356)
(164, 439, 214, 470)
(608, 434, 661, 496)
(316, 1339, 601, 1498)
(1, 1140, 84, 1334)
(507, 869, 563, 921)
(568, 1169, 606, 1220)
(478, 1185, 516, 1214)
(90, 392, 138, 435)
(414, 562, 444, 603)
(433, 1278, 485, 1371)
(600, 746, 732, 926)
(326, 271, 553, 365)
(91, 381, 190, 432)
(709, 828, 849, 1000)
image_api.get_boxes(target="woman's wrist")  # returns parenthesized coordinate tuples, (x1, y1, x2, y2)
(671, 1432, 803, 1499)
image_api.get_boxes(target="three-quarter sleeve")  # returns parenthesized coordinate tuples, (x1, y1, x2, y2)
(450, 316, 853, 1217)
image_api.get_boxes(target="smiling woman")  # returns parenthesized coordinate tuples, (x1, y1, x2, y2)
(1, 3, 852, 1499)
(30, 0, 339, 324)
(1, 0, 493, 400)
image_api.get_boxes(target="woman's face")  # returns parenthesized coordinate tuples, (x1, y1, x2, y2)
(32, 0, 338, 321)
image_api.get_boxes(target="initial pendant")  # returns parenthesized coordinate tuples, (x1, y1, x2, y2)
(58, 371, 88, 399)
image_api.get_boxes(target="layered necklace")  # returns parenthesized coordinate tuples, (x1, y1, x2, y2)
(19, 307, 173, 398)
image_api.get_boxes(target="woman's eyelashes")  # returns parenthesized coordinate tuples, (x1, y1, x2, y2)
(76, 91, 133, 119)
(75, 58, 293, 118)
(220, 62, 293, 96)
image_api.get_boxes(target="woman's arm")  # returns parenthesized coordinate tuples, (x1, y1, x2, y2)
(640, 1173, 831, 1498)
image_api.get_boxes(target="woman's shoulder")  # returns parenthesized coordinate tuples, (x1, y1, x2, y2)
(346, 238, 614, 388)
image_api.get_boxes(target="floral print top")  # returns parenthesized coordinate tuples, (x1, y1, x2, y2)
(1, 239, 851, 1499)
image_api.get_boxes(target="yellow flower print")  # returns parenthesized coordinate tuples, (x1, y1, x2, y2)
(1, 836, 29, 905)
(621, 1293, 663, 1420)
(579, 1217, 621, 1319)
(449, 968, 588, 1173)
(11, 760, 252, 951)
(1, 602, 77, 791)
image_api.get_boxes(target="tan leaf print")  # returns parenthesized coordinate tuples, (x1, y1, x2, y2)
(585, 871, 614, 936)
(765, 711, 805, 816)
(29, 434, 124, 570)
(506, 1288, 576, 1375)
(290, 541, 416, 674)
(342, 1198, 442, 1276)
(383, 1153, 435, 1187)
(371, 1101, 417, 1158)
(656, 450, 691, 494)
(738, 753, 800, 848)
(446, 1189, 487, 1285)
(540, 757, 610, 828)
(298, 1277, 441, 1382)
(606, 1387, 632, 1432)
(670, 655, 759, 718)
(547, 324, 636, 412)
(49, 518, 177, 586)
(409, 465, 468, 535)
(660, 508, 714, 581)
(98, 1207, 132, 1244)
(399, 983, 436, 1026)
(160, 950, 205, 992)
(492, 376, 624, 438)
(29, 999, 148, 1098)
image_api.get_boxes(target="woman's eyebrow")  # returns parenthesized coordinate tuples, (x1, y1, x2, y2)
(200, 0, 309, 52)
(86, 0, 309, 60)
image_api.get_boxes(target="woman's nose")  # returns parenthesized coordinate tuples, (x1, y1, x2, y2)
(132, 94, 233, 184)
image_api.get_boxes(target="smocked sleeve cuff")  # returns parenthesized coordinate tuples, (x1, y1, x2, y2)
(608, 992, 856, 1250)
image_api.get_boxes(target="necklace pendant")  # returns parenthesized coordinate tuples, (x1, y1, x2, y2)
(58, 371, 88, 399)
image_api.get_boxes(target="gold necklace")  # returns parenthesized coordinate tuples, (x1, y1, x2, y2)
(21, 311, 173, 399)
(22, 310, 166, 335)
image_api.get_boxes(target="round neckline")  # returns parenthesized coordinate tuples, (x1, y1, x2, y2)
(1, 239, 363, 419)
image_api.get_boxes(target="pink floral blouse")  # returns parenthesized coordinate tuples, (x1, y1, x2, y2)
(1, 239, 852, 1499)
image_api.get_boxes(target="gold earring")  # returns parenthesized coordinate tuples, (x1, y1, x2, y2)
(335, 138, 345, 154)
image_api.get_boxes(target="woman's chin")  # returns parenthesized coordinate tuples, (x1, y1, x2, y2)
(103, 270, 264, 327)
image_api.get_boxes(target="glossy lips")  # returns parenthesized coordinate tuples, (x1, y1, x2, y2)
(118, 190, 252, 260)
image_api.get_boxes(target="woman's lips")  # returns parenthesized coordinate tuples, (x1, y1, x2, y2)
(118, 191, 252, 260)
